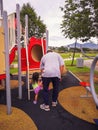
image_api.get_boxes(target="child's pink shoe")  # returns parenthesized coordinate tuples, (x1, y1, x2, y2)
(33, 100, 37, 104)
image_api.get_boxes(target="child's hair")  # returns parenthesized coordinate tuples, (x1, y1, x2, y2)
(32, 72, 40, 83)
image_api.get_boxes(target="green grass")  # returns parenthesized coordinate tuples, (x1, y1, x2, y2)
(67, 65, 90, 73)
(10, 68, 18, 74)
(60, 52, 97, 59)
(65, 60, 90, 73)
(60, 52, 81, 59)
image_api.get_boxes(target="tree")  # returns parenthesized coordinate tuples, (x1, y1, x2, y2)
(20, 3, 46, 38)
(61, 0, 98, 41)
(60, 0, 98, 65)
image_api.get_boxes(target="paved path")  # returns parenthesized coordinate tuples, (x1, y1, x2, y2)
(84, 59, 98, 71)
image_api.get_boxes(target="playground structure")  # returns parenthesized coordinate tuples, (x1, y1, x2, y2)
(79, 55, 98, 108)
(90, 56, 98, 108)
(0, 26, 5, 79)
(0, 15, 46, 79)
(0, 3, 47, 114)
(80, 44, 95, 59)
(21, 37, 46, 71)
(79, 44, 98, 108)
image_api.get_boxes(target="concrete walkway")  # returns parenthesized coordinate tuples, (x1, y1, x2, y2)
(84, 59, 98, 71)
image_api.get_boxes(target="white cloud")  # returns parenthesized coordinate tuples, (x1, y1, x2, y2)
(3, 0, 97, 47)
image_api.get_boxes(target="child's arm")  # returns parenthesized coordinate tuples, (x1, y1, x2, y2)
(38, 80, 43, 88)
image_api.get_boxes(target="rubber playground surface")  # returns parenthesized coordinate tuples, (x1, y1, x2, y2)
(0, 71, 98, 130)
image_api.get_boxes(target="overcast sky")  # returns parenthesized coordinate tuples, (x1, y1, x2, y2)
(3, 0, 97, 46)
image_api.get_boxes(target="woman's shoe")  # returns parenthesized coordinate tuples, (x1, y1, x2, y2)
(52, 101, 57, 107)
(40, 104, 50, 111)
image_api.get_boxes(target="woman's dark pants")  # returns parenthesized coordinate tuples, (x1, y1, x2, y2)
(42, 77, 60, 105)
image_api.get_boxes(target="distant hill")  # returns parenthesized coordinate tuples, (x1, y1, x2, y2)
(67, 42, 98, 49)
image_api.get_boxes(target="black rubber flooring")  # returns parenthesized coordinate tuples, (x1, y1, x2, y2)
(0, 71, 98, 130)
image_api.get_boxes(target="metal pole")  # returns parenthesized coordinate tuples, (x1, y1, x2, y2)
(25, 15, 28, 45)
(0, 0, 3, 17)
(25, 15, 29, 91)
(41, 37, 44, 55)
(46, 29, 48, 51)
(16, 4, 22, 99)
(3, 11, 11, 114)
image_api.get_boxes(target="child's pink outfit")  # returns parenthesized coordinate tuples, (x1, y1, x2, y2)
(32, 83, 41, 94)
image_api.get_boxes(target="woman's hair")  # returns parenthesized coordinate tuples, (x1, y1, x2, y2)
(32, 72, 39, 83)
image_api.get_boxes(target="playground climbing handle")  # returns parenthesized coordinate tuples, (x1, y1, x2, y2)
(90, 56, 98, 107)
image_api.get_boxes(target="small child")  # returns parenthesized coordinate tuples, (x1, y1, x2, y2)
(32, 72, 42, 104)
